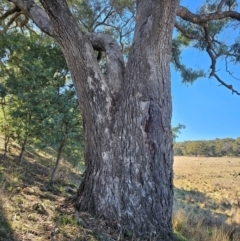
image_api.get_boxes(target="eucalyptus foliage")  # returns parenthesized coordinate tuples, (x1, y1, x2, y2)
(0, 32, 83, 167)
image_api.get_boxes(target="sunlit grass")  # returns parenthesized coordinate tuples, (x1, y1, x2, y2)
(1, 139, 240, 241)
(173, 156, 240, 241)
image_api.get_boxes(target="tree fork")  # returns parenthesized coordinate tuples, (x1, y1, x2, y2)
(5, 0, 180, 239)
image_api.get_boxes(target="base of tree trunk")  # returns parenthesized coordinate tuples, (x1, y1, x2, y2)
(72, 208, 176, 241)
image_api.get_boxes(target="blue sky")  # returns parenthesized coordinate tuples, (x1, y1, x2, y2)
(171, 69, 240, 141)
(171, 0, 240, 142)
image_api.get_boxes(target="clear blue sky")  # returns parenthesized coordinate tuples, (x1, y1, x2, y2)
(171, 0, 240, 142)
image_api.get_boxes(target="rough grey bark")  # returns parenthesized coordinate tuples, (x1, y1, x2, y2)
(6, 0, 179, 239)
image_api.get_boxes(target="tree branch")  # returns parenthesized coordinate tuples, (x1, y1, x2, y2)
(225, 56, 240, 81)
(86, 32, 124, 97)
(213, 73, 240, 95)
(202, 23, 217, 77)
(176, 3, 240, 95)
(0, 4, 21, 20)
(7, 0, 54, 36)
(1, 11, 21, 33)
(202, 23, 240, 95)
(177, 5, 240, 23)
(92, 6, 115, 31)
(217, 0, 227, 12)
(174, 21, 204, 41)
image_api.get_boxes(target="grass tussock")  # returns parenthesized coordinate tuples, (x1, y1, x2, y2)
(173, 206, 240, 241)
(173, 156, 240, 241)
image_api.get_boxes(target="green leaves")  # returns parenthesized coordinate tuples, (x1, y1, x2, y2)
(0, 31, 83, 166)
(110, 0, 135, 12)
(172, 124, 185, 141)
(230, 40, 240, 63)
(174, 138, 240, 157)
(172, 39, 205, 84)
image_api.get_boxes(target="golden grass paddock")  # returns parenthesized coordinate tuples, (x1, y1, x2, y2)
(173, 156, 240, 241)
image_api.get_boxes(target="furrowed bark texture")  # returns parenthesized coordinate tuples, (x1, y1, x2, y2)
(14, 0, 179, 239)
(76, 1, 178, 239)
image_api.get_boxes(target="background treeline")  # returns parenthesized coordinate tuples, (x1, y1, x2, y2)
(174, 138, 240, 157)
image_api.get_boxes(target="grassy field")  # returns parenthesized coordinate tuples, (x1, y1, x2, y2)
(0, 143, 98, 241)
(173, 156, 240, 241)
(0, 141, 240, 241)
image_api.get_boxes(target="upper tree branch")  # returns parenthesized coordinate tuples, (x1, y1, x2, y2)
(213, 74, 240, 95)
(202, 23, 240, 95)
(92, 6, 115, 31)
(7, 0, 54, 36)
(0, 4, 21, 20)
(217, 0, 227, 12)
(174, 21, 204, 41)
(202, 23, 216, 77)
(176, 3, 240, 95)
(177, 5, 240, 23)
(1, 11, 20, 33)
(225, 57, 240, 81)
(86, 32, 124, 97)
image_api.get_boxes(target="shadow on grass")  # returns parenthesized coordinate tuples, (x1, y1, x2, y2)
(0, 156, 16, 241)
(173, 187, 240, 239)
(0, 203, 15, 241)
(2, 150, 81, 187)
(0, 150, 83, 241)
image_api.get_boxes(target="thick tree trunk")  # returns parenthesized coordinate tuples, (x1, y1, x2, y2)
(29, 0, 179, 239)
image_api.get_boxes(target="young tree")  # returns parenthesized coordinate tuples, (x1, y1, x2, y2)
(0, 32, 68, 163)
(0, 31, 83, 179)
(2, 0, 240, 239)
(41, 87, 83, 186)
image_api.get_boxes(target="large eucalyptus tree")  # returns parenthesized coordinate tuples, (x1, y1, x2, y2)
(1, 0, 240, 239)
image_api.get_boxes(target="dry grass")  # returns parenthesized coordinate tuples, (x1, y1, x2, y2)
(173, 156, 240, 241)
(0, 140, 144, 241)
(0, 147, 152, 241)
(0, 140, 98, 241)
(1, 138, 240, 241)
